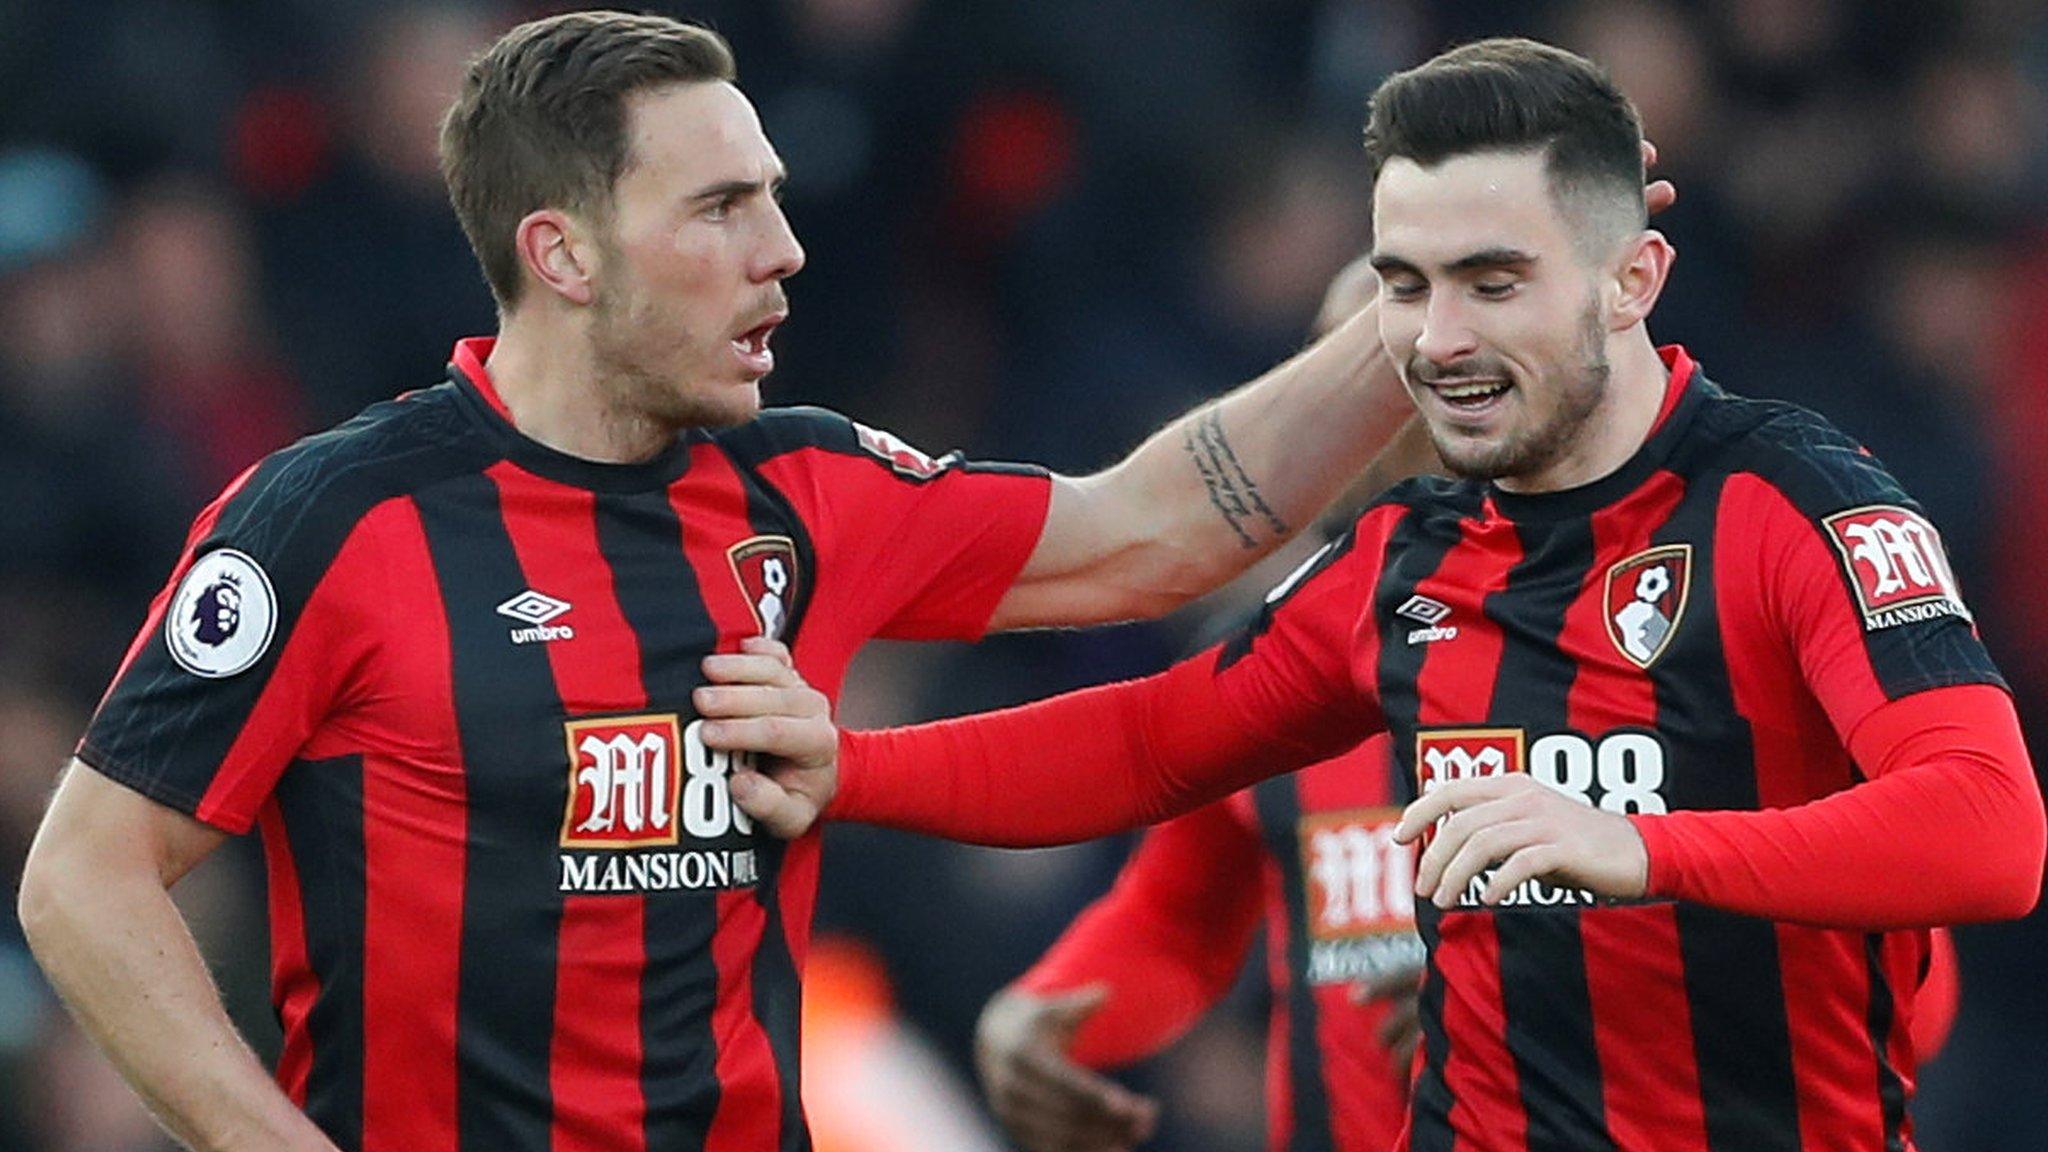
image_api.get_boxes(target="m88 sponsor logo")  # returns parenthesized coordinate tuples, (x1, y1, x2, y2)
(558, 714, 759, 894)
(1416, 726, 1669, 910)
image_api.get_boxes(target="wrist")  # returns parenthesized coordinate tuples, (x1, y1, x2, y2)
(1626, 812, 1667, 899)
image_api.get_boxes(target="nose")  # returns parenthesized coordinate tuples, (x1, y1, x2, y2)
(1413, 294, 1478, 366)
(756, 201, 806, 283)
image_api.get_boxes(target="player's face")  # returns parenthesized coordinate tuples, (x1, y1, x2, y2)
(590, 81, 804, 428)
(1370, 151, 1616, 491)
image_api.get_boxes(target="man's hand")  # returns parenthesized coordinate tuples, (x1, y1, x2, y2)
(1393, 775, 1650, 910)
(1349, 955, 1424, 1079)
(695, 637, 838, 839)
(975, 985, 1160, 1152)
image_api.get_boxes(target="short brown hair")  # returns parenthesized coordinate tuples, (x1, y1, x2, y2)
(439, 10, 736, 309)
(1365, 38, 1645, 244)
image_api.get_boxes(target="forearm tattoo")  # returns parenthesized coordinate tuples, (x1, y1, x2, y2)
(1182, 408, 1289, 548)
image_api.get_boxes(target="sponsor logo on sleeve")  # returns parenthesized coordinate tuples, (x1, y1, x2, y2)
(1822, 506, 1970, 632)
(727, 535, 800, 640)
(165, 548, 277, 678)
(852, 422, 960, 480)
(1603, 544, 1692, 668)
(1298, 807, 1424, 985)
(558, 714, 758, 894)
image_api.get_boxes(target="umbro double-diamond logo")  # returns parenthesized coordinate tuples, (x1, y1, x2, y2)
(497, 590, 576, 644)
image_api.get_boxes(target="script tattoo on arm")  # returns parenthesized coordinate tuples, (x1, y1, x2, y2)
(1182, 408, 1289, 549)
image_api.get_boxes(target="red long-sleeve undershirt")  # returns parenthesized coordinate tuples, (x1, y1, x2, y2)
(835, 669, 2042, 930)
(1631, 682, 2043, 928)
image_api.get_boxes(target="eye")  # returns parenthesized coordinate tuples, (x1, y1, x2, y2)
(1383, 279, 1427, 302)
(1474, 279, 1519, 299)
(703, 194, 739, 222)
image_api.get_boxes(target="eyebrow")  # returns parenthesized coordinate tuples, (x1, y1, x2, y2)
(687, 170, 789, 203)
(1369, 248, 1539, 276)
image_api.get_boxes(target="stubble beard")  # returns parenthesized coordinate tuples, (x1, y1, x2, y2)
(1427, 301, 1611, 487)
(588, 274, 759, 435)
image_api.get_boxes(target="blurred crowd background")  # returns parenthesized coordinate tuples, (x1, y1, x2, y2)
(1, 0, 2044, 1149)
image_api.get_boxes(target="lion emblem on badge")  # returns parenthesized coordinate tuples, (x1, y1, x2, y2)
(192, 577, 243, 646)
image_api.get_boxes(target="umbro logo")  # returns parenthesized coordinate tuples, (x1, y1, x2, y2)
(497, 590, 575, 644)
(1396, 594, 1458, 646)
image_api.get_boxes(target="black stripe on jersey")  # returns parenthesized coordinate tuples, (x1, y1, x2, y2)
(1483, 516, 1618, 1152)
(1367, 490, 1481, 1152)
(591, 489, 725, 1152)
(416, 473, 565, 1152)
(1703, 398, 2004, 700)
(84, 387, 496, 819)
(274, 754, 367, 1149)
(1864, 936, 1909, 1152)
(1646, 470, 1802, 1152)
(1252, 775, 1338, 1152)
(731, 465, 817, 1152)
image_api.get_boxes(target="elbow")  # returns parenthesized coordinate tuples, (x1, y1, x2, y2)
(16, 842, 67, 961)
(1960, 795, 2045, 922)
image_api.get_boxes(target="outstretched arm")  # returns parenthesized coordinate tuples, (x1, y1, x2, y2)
(18, 764, 341, 1152)
(989, 300, 1410, 630)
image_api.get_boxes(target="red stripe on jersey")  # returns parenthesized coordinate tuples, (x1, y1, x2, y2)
(1412, 508, 1517, 723)
(1578, 907, 1706, 1150)
(774, 835, 823, 999)
(359, 499, 466, 1150)
(1434, 913, 1524, 1151)
(1775, 927, 1887, 1150)
(1567, 473, 1710, 1150)
(259, 802, 316, 1106)
(1259, 852, 1300, 1152)
(489, 465, 654, 1152)
(671, 450, 787, 1151)
(1413, 508, 1524, 1149)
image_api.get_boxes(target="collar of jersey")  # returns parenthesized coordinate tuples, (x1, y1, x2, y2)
(445, 337, 701, 493)
(1484, 344, 1703, 522)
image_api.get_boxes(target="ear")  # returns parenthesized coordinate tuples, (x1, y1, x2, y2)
(1608, 230, 1676, 332)
(513, 208, 601, 307)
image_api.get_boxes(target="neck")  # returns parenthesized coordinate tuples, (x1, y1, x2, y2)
(1497, 329, 1668, 495)
(485, 311, 674, 464)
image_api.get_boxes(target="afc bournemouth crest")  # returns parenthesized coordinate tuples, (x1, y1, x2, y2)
(1603, 544, 1692, 669)
(728, 535, 800, 640)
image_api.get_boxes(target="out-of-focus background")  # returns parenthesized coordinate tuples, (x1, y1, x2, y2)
(1, 1, 2043, 1149)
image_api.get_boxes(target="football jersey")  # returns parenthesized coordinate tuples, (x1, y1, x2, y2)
(1209, 347, 2001, 1152)
(79, 338, 1052, 1152)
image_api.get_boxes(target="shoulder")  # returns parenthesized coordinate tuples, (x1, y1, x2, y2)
(1686, 387, 1919, 520)
(205, 382, 497, 562)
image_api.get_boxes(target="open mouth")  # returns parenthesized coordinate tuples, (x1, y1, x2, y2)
(1431, 378, 1512, 411)
(731, 314, 784, 375)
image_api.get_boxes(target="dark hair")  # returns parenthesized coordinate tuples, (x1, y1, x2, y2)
(439, 11, 737, 309)
(1364, 38, 1645, 239)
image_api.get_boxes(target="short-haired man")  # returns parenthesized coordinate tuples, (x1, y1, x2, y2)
(709, 38, 2044, 1151)
(15, 11, 1420, 1152)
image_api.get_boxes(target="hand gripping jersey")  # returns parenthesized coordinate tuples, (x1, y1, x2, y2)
(78, 338, 1051, 1152)
(1019, 737, 1422, 1152)
(837, 347, 2039, 1152)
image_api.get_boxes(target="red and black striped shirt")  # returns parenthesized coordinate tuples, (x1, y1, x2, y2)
(1020, 737, 1420, 1152)
(78, 338, 1051, 1152)
(1211, 347, 2001, 1151)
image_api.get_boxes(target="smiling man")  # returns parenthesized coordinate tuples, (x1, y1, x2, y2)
(706, 38, 2046, 1152)
(12, 11, 1419, 1152)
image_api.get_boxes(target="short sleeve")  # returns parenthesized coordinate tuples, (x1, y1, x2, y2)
(1731, 424, 2005, 743)
(739, 409, 1053, 642)
(78, 460, 383, 834)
